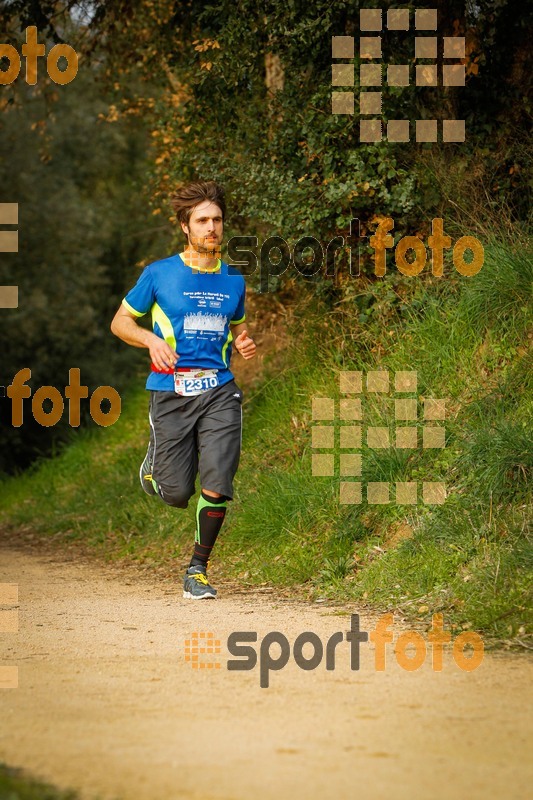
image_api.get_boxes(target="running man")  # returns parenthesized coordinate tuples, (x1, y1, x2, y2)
(110, 180, 256, 599)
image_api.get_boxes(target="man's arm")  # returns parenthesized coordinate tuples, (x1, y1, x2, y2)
(230, 322, 256, 360)
(110, 304, 178, 371)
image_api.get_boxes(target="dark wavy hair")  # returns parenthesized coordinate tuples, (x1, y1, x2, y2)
(170, 180, 226, 226)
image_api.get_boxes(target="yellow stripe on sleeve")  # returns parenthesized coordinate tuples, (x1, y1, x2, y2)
(122, 298, 145, 317)
(221, 330, 233, 366)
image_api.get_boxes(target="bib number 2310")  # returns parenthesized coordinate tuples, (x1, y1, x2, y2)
(174, 370, 219, 397)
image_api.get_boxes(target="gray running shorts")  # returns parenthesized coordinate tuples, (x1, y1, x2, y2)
(149, 379, 243, 508)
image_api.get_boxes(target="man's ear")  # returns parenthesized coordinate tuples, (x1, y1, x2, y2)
(180, 221, 189, 239)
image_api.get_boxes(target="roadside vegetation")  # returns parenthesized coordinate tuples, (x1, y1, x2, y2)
(0, 0, 530, 649)
(0, 763, 84, 800)
(1, 231, 530, 646)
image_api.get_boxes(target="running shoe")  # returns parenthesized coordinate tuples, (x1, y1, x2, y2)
(139, 415, 157, 496)
(183, 565, 217, 599)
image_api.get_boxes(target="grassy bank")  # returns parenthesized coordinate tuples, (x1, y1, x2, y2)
(0, 763, 84, 800)
(0, 238, 531, 646)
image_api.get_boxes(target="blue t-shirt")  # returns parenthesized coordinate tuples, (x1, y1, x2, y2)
(122, 254, 246, 391)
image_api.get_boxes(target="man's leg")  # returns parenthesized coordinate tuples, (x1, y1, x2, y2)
(189, 489, 228, 569)
(146, 391, 198, 508)
(183, 486, 228, 599)
(183, 382, 242, 599)
(140, 390, 232, 600)
(189, 381, 242, 572)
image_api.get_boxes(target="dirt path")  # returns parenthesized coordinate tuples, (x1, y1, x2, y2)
(0, 546, 531, 800)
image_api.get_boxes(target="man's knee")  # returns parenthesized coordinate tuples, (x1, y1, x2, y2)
(158, 484, 194, 509)
(202, 489, 227, 500)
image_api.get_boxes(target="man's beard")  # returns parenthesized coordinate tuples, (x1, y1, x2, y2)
(189, 235, 221, 255)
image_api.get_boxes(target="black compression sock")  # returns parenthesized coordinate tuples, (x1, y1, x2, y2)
(189, 491, 227, 569)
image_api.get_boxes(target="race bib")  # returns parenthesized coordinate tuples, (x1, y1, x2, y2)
(174, 369, 219, 396)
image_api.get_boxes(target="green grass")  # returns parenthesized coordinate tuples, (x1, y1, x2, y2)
(0, 239, 531, 645)
(0, 763, 85, 800)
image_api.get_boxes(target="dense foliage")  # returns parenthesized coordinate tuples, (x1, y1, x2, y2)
(0, 0, 530, 471)
(0, 19, 168, 470)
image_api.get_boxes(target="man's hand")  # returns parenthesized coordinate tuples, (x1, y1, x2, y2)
(110, 306, 178, 371)
(234, 329, 256, 360)
(148, 334, 179, 371)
